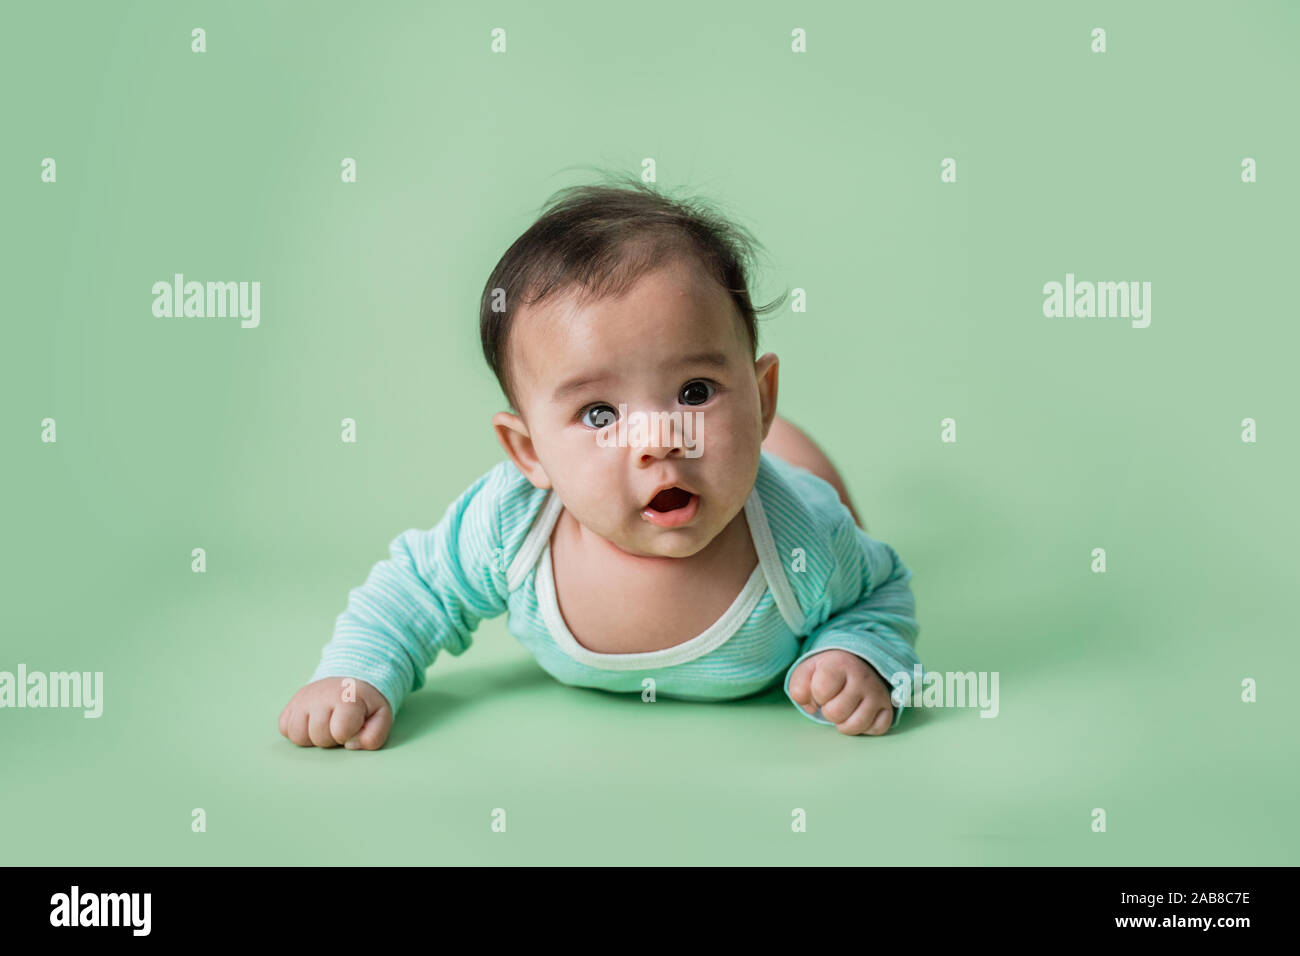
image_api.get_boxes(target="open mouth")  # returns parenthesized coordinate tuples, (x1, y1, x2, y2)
(647, 487, 693, 513)
(642, 487, 700, 528)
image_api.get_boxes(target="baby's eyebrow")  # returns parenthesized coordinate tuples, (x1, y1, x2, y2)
(675, 350, 731, 372)
(550, 350, 732, 403)
(551, 370, 613, 402)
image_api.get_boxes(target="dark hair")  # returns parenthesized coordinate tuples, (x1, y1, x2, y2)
(480, 174, 786, 415)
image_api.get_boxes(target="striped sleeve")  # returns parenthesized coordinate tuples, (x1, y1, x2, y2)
(783, 512, 923, 731)
(309, 467, 511, 715)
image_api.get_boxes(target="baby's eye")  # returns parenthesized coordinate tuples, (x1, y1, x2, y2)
(680, 380, 715, 406)
(580, 404, 619, 429)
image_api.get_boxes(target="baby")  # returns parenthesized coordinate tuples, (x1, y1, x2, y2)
(279, 179, 923, 750)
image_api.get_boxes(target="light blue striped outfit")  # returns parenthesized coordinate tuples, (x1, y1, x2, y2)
(311, 450, 923, 729)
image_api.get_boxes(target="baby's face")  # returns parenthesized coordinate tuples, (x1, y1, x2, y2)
(494, 257, 778, 560)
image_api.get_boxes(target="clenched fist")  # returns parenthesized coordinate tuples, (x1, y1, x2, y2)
(278, 677, 393, 750)
(788, 649, 896, 736)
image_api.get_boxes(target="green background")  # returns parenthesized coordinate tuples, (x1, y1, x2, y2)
(3, 0, 1296, 865)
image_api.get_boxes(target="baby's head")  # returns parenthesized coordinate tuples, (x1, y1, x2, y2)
(481, 177, 785, 560)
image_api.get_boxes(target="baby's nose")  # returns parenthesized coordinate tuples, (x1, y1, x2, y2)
(636, 417, 687, 459)
(639, 440, 683, 462)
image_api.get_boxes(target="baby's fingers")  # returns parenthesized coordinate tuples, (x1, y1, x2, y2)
(307, 706, 339, 748)
(808, 661, 849, 710)
(329, 700, 367, 747)
(787, 659, 818, 713)
(344, 702, 393, 751)
(284, 707, 312, 746)
(819, 686, 865, 725)
(835, 695, 893, 736)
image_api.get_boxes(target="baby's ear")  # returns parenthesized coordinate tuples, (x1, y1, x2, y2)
(492, 411, 551, 489)
(754, 352, 779, 438)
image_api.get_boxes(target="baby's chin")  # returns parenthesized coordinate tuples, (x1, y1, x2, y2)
(603, 522, 717, 561)
(633, 534, 711, 560)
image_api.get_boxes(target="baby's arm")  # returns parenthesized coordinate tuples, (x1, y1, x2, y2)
(280, 467, 510, 749)
(785, 512, 922, 736)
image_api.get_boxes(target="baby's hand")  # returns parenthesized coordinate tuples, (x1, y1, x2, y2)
(788, 649, 895, 736)
(278, 677, 392, 750)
